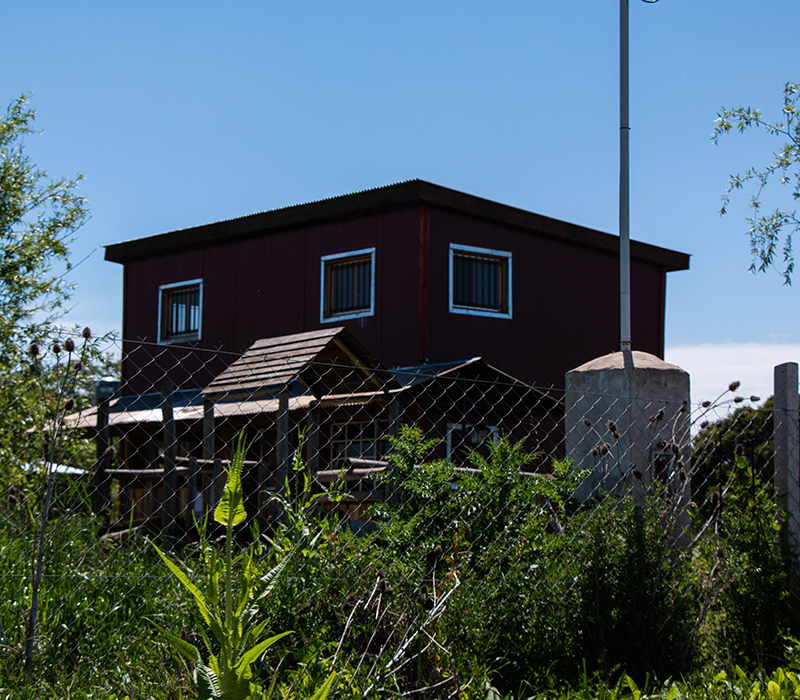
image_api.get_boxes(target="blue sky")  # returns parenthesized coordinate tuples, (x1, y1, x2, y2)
(2, 0, 798, 403)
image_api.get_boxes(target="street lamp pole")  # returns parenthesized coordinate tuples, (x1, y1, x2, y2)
(620, 0, 631, 352)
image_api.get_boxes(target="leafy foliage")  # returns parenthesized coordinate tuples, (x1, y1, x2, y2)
(0, 94, 92, 485)
(692, 397, 777, 511)
(713, 82, 800, 283)
(3, 421, 800, 697)
(153, 433, 313, 700)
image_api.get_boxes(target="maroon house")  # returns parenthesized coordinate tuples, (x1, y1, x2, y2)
(105, 179, 689, 396)
(95, 180, 689, 528)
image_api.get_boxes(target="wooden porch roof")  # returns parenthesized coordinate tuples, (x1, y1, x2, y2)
(202, 327, 399, 402)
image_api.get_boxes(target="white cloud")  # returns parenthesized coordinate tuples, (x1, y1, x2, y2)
(665, 343, 800, 407)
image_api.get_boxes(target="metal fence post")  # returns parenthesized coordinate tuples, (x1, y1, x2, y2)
(774, 362, 799, 555)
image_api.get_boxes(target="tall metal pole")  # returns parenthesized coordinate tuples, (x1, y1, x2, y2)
(620, 0, 631, 351)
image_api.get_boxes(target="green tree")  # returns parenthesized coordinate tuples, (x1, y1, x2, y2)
(713, 82, 800, 284)
(0, 94, 89, 479)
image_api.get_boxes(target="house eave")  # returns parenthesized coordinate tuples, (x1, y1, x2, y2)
(104, 179, 690, 272)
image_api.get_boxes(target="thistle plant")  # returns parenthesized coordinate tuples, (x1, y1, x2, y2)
(153, 433, 293, 699)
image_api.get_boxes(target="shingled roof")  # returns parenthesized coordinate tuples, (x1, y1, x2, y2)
(202, 327, 399, 402)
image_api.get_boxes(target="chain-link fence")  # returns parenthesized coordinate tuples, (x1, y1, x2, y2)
(1, 330, 797, 697)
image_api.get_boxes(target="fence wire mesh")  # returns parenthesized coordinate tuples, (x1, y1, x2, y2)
(0, 332, 796, 698)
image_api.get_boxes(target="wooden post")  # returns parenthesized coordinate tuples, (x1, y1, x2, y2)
(188, 456, 200, 518)
(277, 387, 290, 496)
(203, 398, 215, 462)
(257, 458, 269, 530)
(775, 362, 800, 555)
(93, 397, 112, 515)
(212, 458, 224, 509)
(386, 398, 401, 500)
(308, 405, 320, 477)
(202, 398, 216, 518)
(276, 387, 290, 515)
(160, 382, 177, 539)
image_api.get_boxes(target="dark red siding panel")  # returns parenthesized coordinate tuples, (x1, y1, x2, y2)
(425, 208, 665, 388)
(122, 207, 423, 393)
(118, 196, 672, 396)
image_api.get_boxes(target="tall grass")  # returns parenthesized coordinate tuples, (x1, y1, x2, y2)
(1, 428, 799, 698)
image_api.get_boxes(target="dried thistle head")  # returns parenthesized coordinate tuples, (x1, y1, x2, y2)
(750, 395, 761, 403)
(680, 401, 688, 413)
(583, 418, 592, 427)
(700, 421, 709, 430)
(701, 401, 711, 408)
(607, 420, 618, 433)
(729, 381, 741, 392)
(64, 397, 75, 412)
(52, 342, 61, 355)
(649, 409, 664, 422)
(29, 342, 40, 358)
(591, 446, 600, 457)
(632, 468, 642, 480)
(734, 396, 744, 404)
(73, 360, 83, 372)
(670, 443, 680, 456)
(82, 327, 92, 339)
(64, 337, 75, 353)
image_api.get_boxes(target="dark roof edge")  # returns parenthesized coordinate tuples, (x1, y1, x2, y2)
(104, 179, 690, 272)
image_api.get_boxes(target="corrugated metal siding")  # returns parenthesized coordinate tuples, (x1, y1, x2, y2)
(121, 202, 670, 395)
(425, 209, 663, 388)
(122, 208, 421, 393)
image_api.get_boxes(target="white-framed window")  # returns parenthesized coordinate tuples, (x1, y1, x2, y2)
(330, 420, 391, 463)
(446, 422, 499, 466)
(449, 243, 512, 319)
(320, 248, 376, 323)
(158, 279, 202, 343)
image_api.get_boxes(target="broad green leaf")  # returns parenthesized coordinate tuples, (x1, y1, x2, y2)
(256, 551, 293, 601)
(234, 630, 293, 678)
(308, 672, 338, 700)
(235, 552, 255, 619)
(215, 434, 247, 527)
(220, 677, 251, 700)
(153, 543, 215, 629)
(148, 619, 201, 664)
(197, 662, 221, 699)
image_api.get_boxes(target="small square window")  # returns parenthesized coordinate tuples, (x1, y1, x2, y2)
(446, 422, 499, 467)
(320, 248, 376, 322)
(449, 244, 512, 318)
(158, 279, 202, 343)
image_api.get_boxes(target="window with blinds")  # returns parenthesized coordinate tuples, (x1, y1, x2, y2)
(321, 248, 375, 321)
(159, 280, 202, 342)
(449, 244, 512, 318)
